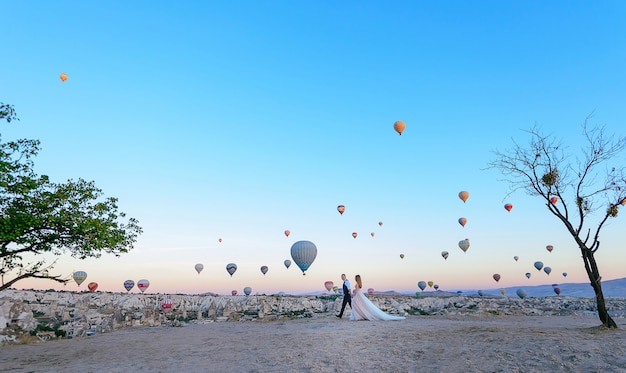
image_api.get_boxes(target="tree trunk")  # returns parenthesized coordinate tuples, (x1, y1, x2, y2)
(583, 250, 618, 328)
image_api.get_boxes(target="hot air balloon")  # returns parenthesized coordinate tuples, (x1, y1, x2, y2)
(516, 289, 527, 299)
(546, 245, 554, 253)
(195, 263, 204, 274)
(332, 286, 338, 294)
(226, 263, 237, 277)
(393, 120, 406, 135)
(441, 251, 449, 260)
(458, 217, 467, 227)
(284, 259, 291, 269)
(477, 290, 484, 296)
(337, 205, 345, 215)
(290, 240, 317, 275)
(371, 232, 375, 237)
(284, 230, 290, 237)
(324, 281, 334, 292)
(367, 288, 375, 295)
(124, 280, 135, 292)
(72, 271, 87, 286)
(514, 256, 519, 262)
(378, 221, 383, 226)
(243, 286, 252, 296)
(458, 191, 469, 203)
(504, 203, 513, 212)
(399, 253, 405, 259)
(500, 289, 506, 295)
(427, 281, 434, 288)
(260, 265, 269, 275)
(59, 72, 68, 82)
(458, 239, 470, 252)
(493, 274, 501, 282)
(137, 279, 150, 293)
(544, 267, 552, 275)
(553, 287, 561, 295)
(534, 261, 544, 271)
(231, 290, 237, 296)
(418, 281, 427, 291)
(218, 238, 223, 243)
(550, 197, 558, 205)
(525, 272, 531, 279)
(562, 272, 568, 277)
(87, 282, 98, 292)
(352, 232, 358, 238)
(161, 299, 173, 312)
(434, 284, 439, 290)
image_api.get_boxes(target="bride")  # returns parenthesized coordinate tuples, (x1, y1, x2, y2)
(349, 275, 405, 321)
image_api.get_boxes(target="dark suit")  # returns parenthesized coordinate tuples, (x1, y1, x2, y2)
(338, 279, 351, 318)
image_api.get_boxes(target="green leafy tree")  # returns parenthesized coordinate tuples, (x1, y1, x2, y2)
(489, 117, 625, 328)
(1, 103, 142, 290)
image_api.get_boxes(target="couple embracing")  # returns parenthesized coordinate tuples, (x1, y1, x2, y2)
(336, 273, 405, 321)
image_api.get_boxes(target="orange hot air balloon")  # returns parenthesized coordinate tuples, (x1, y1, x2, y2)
(87, 282, 98, 292)
(59, 72, 68, 82)
(378, 221, 383, 226)
(458, 217, 467, 227)
(393, 120, 406, 135)
(337, 205, 345, 215)
(458, 191, 469, 203)
(493, 274, 501, 282)
(550, 197, 558, 205)
(504, 203, 513, 212)
(352, 232, 358, 239)
(546, 245, 554, 253)
(284, 230, 290, 237)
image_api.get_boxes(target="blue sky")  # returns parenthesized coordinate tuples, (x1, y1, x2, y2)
(2, 1, 625, 295)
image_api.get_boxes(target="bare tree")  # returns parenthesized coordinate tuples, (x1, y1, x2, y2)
(489, 117, 625, 328)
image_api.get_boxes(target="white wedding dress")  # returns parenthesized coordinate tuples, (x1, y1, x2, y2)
(349, 286, 405, 321)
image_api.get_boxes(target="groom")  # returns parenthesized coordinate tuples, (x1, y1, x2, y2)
(336, 273, 351, 318)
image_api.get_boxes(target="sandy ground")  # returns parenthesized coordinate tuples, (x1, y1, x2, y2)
(2, 314, 625, 373)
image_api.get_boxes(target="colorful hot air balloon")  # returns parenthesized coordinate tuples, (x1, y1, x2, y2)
(332, 286, 338, 294)
(516, 289, 527, 299)
(87, 282, 98, 292)
(434, 284, 439, 290)
(458, 217, 467, 227)
(562, 272, 568, 277)
(458, 239, 470, 252)
(544, 267, 552, 275)
(546, 245, 554, 253)
(324, 281, 334, 292)
(72, 271, 87, 286)
(352, 232, 358, 239)
(378, 221, 383, 226)
(393, 120, 406, 135)
(226, 263, 238, 277)
(59, 72, 68, 82)
(417, 281, 427, 291)
(123, 280, 135, 292)
(458, 191, 469, 203)
(493, 274, 501, 282)
(399, 253, 405, 259)
(337, 205, 345, 215)
(504, 203, 513, 212)
(243, 286, 252, 296)
(441, 251, 449, 260)
(284, 259, 291, 269)
(231, 290, 237, 296)
(534, 261, 544, 271)
(553, 287, 561, 295)
(514, 256, 519, 262)
(161, 299, 173, 312)
(427, 281, 434, 288)
(284, 230, 290, 237)
(290, 240, 317, 275)
(525, 272, 531, 279)
(195, 263, 204, 274)
(260, 265, 268, 275)
(550, 197, 558, 205)
(500, 289, 506, 295)
(137, 279, 150, 293)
